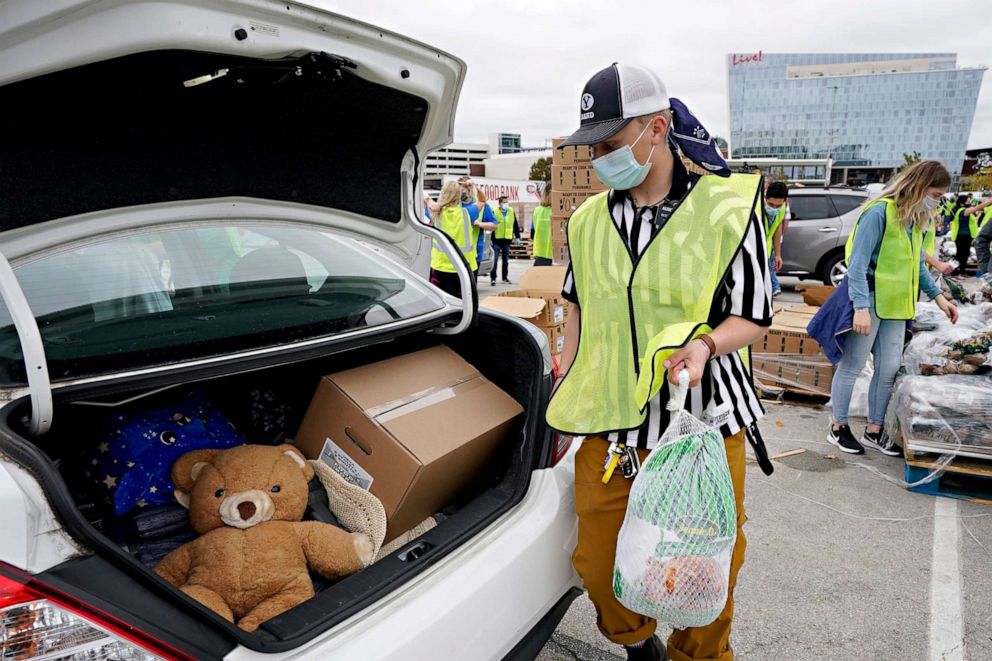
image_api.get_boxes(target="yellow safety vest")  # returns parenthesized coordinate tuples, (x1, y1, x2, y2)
(765, 204, 787, 254)
(844, 198, 922, 320)
(923, 216, 936, 258)
(430, 206, 477, 273)
(532, 205, 553, 259)
(950, 207, 979, 241)
(494, 206, 516, 240)
(545, 174, 760, 435)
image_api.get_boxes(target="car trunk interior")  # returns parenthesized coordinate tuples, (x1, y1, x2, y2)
(0, 316, 549, 652)
(0, 49, 428, 230)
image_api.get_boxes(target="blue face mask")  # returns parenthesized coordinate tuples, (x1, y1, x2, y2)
(765, 205, 781, 219)
(591, 122, 656, 191)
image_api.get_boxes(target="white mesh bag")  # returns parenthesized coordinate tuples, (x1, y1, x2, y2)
(613, 370, 737, 628)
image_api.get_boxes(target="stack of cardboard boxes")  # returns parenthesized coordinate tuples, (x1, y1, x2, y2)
(550, 139, 607, 265)
(479, 266, 569, 356)
(751, 304, 834, 397)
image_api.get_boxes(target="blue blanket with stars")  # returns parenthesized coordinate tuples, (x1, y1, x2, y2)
(84, 391, 245, 515)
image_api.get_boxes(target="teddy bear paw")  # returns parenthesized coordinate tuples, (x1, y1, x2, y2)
(353, 533, 375, 566)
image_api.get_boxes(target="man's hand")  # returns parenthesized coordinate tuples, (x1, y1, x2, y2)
(663, 339, 710, 388)
(774, 254, 783, 272)
(936, 295, 959, 324)
(936, 261, 954, 275)
(852, 309, 872, 336)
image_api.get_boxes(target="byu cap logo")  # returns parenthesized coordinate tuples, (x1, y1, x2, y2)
(581, 93, 594, 111)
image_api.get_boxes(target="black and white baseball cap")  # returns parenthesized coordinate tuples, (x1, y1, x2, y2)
(558, 63, 670, 148)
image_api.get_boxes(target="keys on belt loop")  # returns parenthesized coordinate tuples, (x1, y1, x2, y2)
(602, 441, 640, 483)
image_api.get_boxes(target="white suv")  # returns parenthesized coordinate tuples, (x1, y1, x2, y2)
(0, 2, 580, 659)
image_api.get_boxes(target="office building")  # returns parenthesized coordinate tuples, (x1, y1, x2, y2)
(423, 142, 489, 189)
(728, 53, 985, 184)
(489, 132, 522, 155)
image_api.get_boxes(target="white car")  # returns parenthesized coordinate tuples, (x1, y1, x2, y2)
(0, 2, 580, 659)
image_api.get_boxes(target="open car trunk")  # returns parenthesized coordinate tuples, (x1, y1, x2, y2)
(0, 315, 552, 656)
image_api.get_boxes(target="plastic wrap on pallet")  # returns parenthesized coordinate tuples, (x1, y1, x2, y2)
(885, 374, 992, 460)
(752, 352, 833, 396)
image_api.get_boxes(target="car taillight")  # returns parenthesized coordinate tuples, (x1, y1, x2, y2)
(0, 562, 194, 661)
(550, 432, 574, 466)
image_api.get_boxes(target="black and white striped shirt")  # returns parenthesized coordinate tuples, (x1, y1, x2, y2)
(561, 163, 773, 448)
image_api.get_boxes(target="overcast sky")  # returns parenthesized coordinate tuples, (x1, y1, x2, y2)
(311, 0, 992, 151)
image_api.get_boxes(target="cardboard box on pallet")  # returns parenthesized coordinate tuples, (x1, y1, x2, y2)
(553, 164, 607, 192)
(295, 346, 523, 542)
(552, 190, 597, 217)
(551, 138, 593, 165)
(751, 306, 834, 396)
(552, 244, 570, 265)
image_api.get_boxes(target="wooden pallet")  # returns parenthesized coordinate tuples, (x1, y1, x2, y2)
(902, 430, 992, 504)
(904, 456, 992, 504)
(509, 238, 533, 260)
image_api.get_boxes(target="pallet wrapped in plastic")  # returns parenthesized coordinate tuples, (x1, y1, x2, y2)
(885, 374, 992, 459)
(613, 372, 736, 628)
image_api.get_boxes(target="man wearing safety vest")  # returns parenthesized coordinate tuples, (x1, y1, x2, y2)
(532, 184, 554, 266)
(490, 195, 521, 285)
(546, 64, 773, 661)
(949, 194, 992, 275)
(763, 181, 789, 297)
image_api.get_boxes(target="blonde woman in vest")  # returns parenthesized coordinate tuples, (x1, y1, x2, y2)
(828, 161, 957, 456)
(428, 181, 476, 298)
(547, 64, 772, 661)
(531, 184, 554, 266)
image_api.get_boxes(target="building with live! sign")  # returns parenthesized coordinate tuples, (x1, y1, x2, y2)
(727, 53, 986, 185)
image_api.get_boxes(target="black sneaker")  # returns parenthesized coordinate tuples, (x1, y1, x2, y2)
(625, 635, 668, 661)
(827, 424, 864, 454)
(502, 278, 512, 284)
(861, 427, 901, 457)
(490, 279, 496, 286)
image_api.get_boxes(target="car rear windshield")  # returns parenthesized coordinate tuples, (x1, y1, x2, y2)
(0, 223, 446, 386)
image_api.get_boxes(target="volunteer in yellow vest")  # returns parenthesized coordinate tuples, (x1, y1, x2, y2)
(827, 161, 958, 456)
(531, 184, 554, 266)
(547, 64, 773, 661)
(429, 180, 480, 298)
(922, 210, 954, 276)
(763, 181, 789, 297)
(948, 193, 991, 275)
(489, 195, 521, 285)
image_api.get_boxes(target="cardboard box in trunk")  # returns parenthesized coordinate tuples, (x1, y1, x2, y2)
(295, 346, 523, 542)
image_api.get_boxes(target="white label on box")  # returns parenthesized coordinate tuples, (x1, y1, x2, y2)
(553, 305, 565, 324)
(319, 437, 373, 491)
(556, 335, 566, 353)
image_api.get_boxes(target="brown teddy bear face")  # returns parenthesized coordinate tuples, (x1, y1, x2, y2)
(171, 444, 315, 535)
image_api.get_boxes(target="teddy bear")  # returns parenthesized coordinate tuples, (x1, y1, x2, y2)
(154, 444, 373, 632)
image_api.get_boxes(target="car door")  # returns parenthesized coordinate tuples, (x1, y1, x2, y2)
(780, 194, 842, 275)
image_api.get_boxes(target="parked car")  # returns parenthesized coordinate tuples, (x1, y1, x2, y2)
(0, 2, 580, 659)
(779, 187, 870, 286)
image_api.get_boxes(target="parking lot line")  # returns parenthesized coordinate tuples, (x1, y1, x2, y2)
(930, 497, 963, 661)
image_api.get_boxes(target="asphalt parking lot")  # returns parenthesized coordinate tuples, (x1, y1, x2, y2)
(495, 266, 992, 661)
